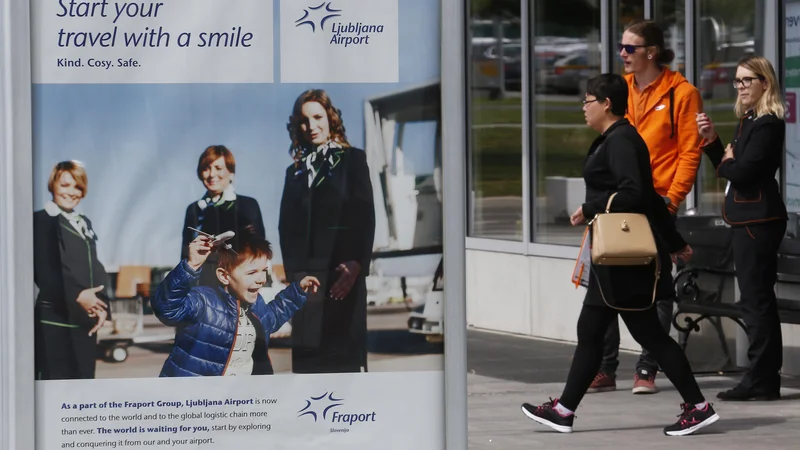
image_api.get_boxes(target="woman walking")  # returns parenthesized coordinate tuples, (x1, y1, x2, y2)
(696, 55, 787, 401)
(520, 74, 719, 436)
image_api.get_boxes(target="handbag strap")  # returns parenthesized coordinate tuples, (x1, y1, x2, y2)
(591, 256, 661, 312)
(604, 192, 619, 213)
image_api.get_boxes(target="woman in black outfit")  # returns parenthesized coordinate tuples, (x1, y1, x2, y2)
(696, 55, 788, 401)
(521, 74, 719, 436)
(279, 89, 375, 374)
(182, 145, 267, 287)
(34, 161, 110, 380)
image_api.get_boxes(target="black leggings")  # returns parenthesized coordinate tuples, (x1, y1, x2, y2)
(559, 304, 704, 411)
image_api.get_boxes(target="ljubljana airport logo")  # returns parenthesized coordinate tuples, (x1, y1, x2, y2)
(295, 2, 342, 32)
(298, 391, 377, 432)
(295, 1, 386, 47)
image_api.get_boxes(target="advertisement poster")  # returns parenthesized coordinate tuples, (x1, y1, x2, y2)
(785, 0, 800, 212)
(31, 0, 444, 448)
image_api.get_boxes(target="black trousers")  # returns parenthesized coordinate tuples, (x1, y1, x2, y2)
(559, 304, 704, 411)
(599, 295, 674, 376)
(732, 220, 786, 392)
(35, 306, 97, 380)
(290, 273, 368, 374)
(600, 215, 678, 376)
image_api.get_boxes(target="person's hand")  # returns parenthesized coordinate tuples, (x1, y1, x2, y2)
(671, 245, 693, 264)
(722, 143, 734, 161)
(77, 285, 107, 315)
(329, 261, 361, 300)
(696, 113, 718, 142)
(187, 235, 213, 271)
(299, 276, 320, 294)
(88, 308, 107, 336)
(570, 206, 586, 226)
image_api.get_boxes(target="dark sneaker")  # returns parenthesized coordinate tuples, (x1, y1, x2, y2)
(663, 402, 720, 436)
(716, 385, 780, 401)
(521, 398, 574, 433)
(632, 369, 658, 394)
(586, 372, 616, 393)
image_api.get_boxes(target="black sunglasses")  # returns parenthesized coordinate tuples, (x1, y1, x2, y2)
(617, 43, 647, 54)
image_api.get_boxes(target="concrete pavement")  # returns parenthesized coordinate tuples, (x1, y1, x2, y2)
(467, 329, 800, 449)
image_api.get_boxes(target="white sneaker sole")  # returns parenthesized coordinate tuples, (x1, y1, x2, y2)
(521, 406, 573, 433)
(664, 413, 720, 436)
(632, 386, 658, 394)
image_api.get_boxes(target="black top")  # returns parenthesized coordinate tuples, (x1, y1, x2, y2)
(278, 147, 376, 275)
(702, 111, 788, 226)
(181, 194, 266, 286)
(33, 208, 110, 330)
(582, 119, 686, 308)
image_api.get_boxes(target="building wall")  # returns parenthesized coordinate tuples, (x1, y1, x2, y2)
(466, 249, 800, 377)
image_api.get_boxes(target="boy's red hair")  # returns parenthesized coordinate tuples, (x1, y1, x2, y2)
(217, 225, 273, 272)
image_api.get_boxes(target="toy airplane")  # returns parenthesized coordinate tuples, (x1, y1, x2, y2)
(187, 227, 237, 254)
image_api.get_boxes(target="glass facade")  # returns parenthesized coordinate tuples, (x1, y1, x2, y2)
(532, 1, 601, 245)
(467, 1, 524, 241)
(467, 0, 787, 250)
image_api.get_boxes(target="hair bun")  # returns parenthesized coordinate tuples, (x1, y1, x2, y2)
(658, 49, 676, 65)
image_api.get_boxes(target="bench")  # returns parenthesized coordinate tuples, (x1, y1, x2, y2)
(672, 216, 800, 359)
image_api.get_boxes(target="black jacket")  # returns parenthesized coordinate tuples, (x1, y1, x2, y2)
(278, 146, 375, 351)
(702, 111, 787, 226)
(33, 209, 110, 329)
(582, 119, 687, 308)
(278, 147, 375, 275)
(181, 194, 266, 286)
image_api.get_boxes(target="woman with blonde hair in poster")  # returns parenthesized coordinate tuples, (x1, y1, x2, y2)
(278, 89, 376, 374)
(33, 160, 110, 380)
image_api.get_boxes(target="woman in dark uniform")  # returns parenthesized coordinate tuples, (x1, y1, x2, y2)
(279, 89, 376, 374)
(182, 145, 267, 287)
(34, 160, 110, 380)
(697, 55, 788, 401)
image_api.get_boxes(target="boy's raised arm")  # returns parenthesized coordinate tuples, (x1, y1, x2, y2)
(151, 260, 207, 326)
(257, 282, 311, 335)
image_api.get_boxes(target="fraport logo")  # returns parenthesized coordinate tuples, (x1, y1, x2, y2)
(294, 1, 386, 47)
(298, 391, 377, 432)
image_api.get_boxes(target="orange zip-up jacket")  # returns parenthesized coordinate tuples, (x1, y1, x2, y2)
(624, 68, 703, 214)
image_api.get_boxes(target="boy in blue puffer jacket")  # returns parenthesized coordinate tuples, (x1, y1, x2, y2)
(151, 225, 320, 377)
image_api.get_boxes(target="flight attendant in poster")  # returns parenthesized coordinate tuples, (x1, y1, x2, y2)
(278, 89, 376, 374)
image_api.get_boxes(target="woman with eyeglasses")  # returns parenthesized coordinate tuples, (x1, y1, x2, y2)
(587, 19, 704, 396)
(696, 55, 788, 402)
(520, 73, 718, 436)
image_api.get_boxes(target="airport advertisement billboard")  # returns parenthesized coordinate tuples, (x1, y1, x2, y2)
(30, 0, 444, 448)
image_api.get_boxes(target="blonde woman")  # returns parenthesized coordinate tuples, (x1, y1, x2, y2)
(697, 55, 788, 401)
(34, 161, 109, 380)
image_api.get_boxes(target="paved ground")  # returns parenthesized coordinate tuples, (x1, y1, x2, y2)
(467, 329, 800, 449)
(96, 309, 443, 378)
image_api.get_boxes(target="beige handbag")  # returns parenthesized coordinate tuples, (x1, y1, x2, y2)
(589, 193, 657, 266)
(588, 192, 660, 311)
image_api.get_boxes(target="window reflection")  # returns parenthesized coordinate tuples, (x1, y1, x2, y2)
(532, 1, 601, 245)
(468, 2, 523, 240)
(696, 1, 760, 214)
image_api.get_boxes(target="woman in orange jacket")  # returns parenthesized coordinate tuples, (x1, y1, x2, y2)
(587, 20, 703, 396)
